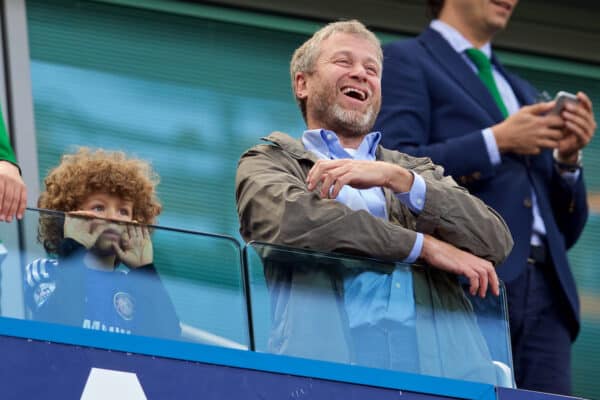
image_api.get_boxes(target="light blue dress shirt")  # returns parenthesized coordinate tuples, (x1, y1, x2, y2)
(302, 129, 424, 328)
(431, 20, 579, 246)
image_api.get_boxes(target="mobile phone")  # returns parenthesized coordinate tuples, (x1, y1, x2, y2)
(549, 91, 579, 115)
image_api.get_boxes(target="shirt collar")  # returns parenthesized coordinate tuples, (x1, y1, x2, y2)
(301, 129, 381, 160)
(430, 19, 492, 58)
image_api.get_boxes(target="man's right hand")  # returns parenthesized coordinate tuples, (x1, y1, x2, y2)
(63, 211, 107, 249)
(306, 159, 414, 199)
(420, 234, 500, 298)
(493, 101, 564, 155)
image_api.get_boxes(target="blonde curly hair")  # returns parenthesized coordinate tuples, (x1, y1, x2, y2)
(38, 147, 162, 254)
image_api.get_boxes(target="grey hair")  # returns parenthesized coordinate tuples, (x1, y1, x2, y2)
(290, 19, 382, 122)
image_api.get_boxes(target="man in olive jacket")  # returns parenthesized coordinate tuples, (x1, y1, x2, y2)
(236, 20, 513, 382)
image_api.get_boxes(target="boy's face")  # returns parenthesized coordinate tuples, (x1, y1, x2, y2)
(79, 193, 134, 253)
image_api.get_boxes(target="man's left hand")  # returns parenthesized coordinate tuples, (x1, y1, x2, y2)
(557, 91, 596, 163)
(420, 234, 500, 298)
(306, 159, 414, 199)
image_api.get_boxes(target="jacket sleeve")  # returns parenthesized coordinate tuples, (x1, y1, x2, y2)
(549, 167, 588, 249)
(236, 144, 513, 266)
(385, 151, 513, 266)
(236, 145, 419, 262)
(0, 106, 17, 165)
(374, 41, 495, 180)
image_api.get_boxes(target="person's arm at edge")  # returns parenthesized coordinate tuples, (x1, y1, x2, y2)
(0, 107, 26, 221)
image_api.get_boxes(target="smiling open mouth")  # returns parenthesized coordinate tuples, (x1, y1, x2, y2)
(341, 86, 368, 101)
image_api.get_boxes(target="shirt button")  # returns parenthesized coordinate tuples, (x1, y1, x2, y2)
(523, 197, 532, 208)
(395, 282, 401, 289)
(416, 199, 423, 205)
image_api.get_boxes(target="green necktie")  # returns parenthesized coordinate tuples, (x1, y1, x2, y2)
(465, 48, 509, 118)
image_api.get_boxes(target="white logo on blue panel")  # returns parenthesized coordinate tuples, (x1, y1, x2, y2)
(113, 292, 135, 321)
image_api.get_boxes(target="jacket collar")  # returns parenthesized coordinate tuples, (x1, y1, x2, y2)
(261, 131, 322, 164)
(263, 131, 389, 163)
(262, 131, 396, 215)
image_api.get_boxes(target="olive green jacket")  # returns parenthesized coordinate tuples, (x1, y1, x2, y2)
(236, 132, 513, 383)
(237, 131, 512, 264)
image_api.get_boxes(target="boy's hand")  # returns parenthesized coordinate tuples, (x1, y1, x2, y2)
(63, 211, 107, 249)
(113, 224, 153, 268)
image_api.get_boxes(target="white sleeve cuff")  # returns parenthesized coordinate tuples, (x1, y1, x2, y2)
(395, 172, 426, 214)
(482, 128, 501, 166)
(402, 232, 423, 263)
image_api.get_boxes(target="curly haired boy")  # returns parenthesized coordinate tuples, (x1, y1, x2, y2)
(24, 148, 180, 339)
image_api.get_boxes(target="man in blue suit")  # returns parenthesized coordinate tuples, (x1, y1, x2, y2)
(374, 0, 596, 395)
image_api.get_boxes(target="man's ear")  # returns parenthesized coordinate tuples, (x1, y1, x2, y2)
(294, 72, 308, 100)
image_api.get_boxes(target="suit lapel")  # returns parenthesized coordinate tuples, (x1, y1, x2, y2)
(418, 28, 505, 123)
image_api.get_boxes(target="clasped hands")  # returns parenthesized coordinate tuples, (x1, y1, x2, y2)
(64, 211, 152, 268)
(306, 159, 499, 298)
(494, 92, 596, 162)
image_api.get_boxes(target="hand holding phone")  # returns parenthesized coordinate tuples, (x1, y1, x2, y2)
(549, 91, 580, 115)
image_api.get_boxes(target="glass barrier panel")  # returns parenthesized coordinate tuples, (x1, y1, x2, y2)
(0, 208, 249, 351)
(244, 241, 514, 387)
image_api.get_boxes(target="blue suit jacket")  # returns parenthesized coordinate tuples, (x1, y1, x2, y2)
(374, 28, 587, 338)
